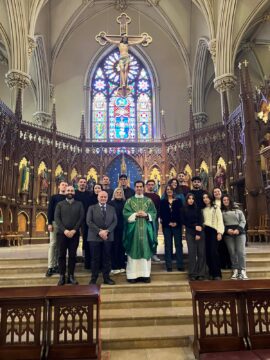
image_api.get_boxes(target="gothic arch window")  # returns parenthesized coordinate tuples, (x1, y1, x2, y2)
(91, 49, 153, 142)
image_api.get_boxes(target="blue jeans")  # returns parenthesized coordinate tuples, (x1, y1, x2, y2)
(163, 226, 183, 269)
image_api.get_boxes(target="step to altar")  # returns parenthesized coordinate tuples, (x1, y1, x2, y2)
(101, 346, 195, 360)
(1, 243, 270, 355)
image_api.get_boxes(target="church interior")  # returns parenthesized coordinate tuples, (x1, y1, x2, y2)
(1, 0, 270, 359)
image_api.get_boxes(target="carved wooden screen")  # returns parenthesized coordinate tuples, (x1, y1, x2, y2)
(0, 288, 47, 360)
(195, 292, 247, 354)
(46, 285, 100, 359)
(246, 290, 270, 349)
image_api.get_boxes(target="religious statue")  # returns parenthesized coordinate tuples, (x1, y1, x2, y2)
(96, 13, 152, 97)
(40, 169, 49, 194)
(153, 174, 160, 193)
(55, 171, 66, 186)
(72, 175, 79, 191)
(199, 168, 209, 190)
(87, 176, 96, 192)
(121, 153, 127, 175)
(214, 165, 226, 191)
(20, 162, 30, 192)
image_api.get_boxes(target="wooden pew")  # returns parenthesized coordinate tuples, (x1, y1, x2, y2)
(0, 285, 101, 360)
(0, 286, 48, 360)
(189, 280, 270, 360)
(45, 285, 101, 360)
(246, 288, 270, 360)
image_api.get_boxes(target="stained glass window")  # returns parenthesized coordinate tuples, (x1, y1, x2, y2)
(91, 50, 153, 142)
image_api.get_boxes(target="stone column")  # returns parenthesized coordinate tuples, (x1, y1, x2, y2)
(5, 70, 31, 110)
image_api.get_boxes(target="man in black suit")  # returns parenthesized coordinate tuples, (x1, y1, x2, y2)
(54, 185, 84, 286)
(86, 191, 117, 285)
(74, 177, 92, 269)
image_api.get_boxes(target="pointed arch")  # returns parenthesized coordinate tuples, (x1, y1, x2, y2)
(232, 0, 270, 64)
(85, 45, 160, 140)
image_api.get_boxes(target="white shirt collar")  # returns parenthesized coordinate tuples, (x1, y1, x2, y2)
(135, 194, 144, 198)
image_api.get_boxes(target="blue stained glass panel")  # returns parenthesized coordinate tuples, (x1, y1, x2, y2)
(91, 50, 152, 141)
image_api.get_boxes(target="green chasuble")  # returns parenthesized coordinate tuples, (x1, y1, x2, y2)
(123, 196, 157, 260)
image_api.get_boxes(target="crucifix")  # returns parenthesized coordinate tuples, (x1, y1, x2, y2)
(95, 13, 152, 97)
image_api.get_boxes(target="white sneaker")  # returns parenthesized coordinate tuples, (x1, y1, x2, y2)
(152, 255, 161, 262)
(230, 269, 238, 280)
(238, 269, 248, 280)
(119, 268, 126, 273)
(110, 269, 121, 275)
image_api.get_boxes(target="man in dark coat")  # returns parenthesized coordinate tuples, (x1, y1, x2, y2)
(86, 191, 117, 285)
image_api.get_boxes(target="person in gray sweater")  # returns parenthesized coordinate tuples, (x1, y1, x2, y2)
(221, 195, 248, 280)
(54, 185, 84, 286)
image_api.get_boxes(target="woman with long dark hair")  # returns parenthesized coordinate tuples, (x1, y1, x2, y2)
(202, 192, 224, 280)
(181, 193, 206, 280)
(213, 187, 232, 270)
(160, 185, 184, 272)
(167, 178, 185, 205)
(109, 187, 126, 274)
(221, 195, 248, 280)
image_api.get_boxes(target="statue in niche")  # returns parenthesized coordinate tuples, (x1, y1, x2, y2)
(199, 168, 209, 190)
(214, 164, 226, 191)
(55, 171, 66, 186)
(72, 175, 79, 191)
(87, 176, 96, 193)
(40, 169, 49, 194)
(153, 174, 160, 193)
(20, 162, 30, 192)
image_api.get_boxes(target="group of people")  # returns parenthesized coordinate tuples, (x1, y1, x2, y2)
(46, 172, 248, 286)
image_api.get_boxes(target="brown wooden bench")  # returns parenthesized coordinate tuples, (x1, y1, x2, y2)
(246, 288, 270, 360)
(45, 285, 101, 360)
(0, 286, 48, 360)
(0, 285, 101, 360)
(190, 280, 270, 360)
(0, 231, 24, 246)
(247, 215, 270, 243)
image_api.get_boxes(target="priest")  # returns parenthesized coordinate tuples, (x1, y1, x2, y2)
(123, 180, 157, 283)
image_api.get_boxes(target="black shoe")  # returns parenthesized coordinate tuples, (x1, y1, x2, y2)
(46, 268, 54, 277)
(177, 267, 185, 272)
(104, 278, 115, 285)
(213, 276, 222, 280)
(127, 279, 137, 283)
(167, 268, 173, 272)
(58, 275, 65, 286)
(142, 277, 151, 283)
(197, 276, 206, 281)
(67, 275, 78, 285)
(189, 276, 197, 281)
(89, 278, 97, 284)
(53, 266, 59, 274)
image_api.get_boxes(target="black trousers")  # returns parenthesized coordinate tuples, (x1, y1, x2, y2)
(218, 238, 232, 269)
(89, 241, 112, 281)
(204, 226, 222, 278)
(81, 221, 91, 269)
(111, 227, 126, 270)
(58, 232, 80, 276)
